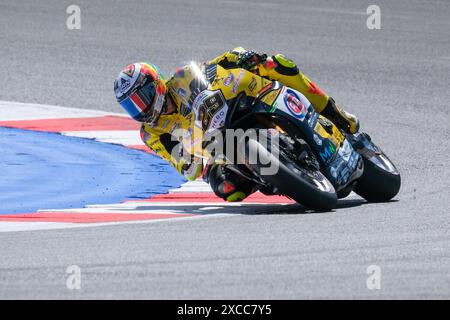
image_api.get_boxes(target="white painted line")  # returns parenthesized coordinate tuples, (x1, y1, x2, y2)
(0, 221, 81, 232)
(83, 202, 270, 209)
(0, 100, 126, 120)
(62, 130, 142, 145)
(37, 206, 203, 213)
(169, 180, 212, 193)
(0, 214, 230, 233)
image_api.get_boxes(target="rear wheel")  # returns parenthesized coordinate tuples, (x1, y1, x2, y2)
(351, 134, 401, 202)
(354, 152, 401, 202)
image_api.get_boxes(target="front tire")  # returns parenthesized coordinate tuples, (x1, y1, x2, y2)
(354, 149, 401, 202)
(241, 136, 338, 211)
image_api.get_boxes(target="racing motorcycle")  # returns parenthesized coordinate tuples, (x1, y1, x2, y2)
(181, 62, 401, 210)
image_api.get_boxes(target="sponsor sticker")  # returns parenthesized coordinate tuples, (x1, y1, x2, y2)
(319, 141, 336, 163)
(232, 70, 244, 94)
(205, 64, 217, 83)
(210, 109, 226, 129)
(262, 90, 281, 107)
(177, 87, 187, 98)
(248, 77, 257, 92)
(196, 91, 227, 131)
(308, 112, 319, 127)
(284, 89, 307, 120)
(120, 77, 131, 93)
(223, 73, 234, 87)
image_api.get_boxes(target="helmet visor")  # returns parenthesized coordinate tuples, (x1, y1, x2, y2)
(118, 81, 156, 121)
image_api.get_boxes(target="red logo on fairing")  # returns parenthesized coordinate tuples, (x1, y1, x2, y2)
(287, 95, 304, 115)
(284, 89, 307, 120)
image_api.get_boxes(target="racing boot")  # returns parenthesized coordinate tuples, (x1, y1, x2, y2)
(321, 97, 360, 134)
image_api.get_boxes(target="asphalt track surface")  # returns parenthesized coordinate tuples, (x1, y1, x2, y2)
(0, 0, 449, 299)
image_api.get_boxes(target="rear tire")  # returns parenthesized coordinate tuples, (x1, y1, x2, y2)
(354, 154, 401, 202)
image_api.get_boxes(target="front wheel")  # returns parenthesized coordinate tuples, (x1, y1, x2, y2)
(241, 135, 337, 211)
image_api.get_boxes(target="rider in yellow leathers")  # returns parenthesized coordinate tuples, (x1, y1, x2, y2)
(114, 47, 360, 201)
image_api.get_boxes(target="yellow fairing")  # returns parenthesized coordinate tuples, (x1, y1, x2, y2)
(208, 65, 272, 100)
(313, 116, 346, 147)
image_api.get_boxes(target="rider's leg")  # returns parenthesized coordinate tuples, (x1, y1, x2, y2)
(259, 54, 359, 134)
(207, 164, 256, 202)
(320, 97, 360, 134)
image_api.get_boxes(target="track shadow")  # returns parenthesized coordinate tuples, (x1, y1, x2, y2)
(115, 203, 298, 215)
(111, 198, 368, 216)
(335, 198, 367, 209)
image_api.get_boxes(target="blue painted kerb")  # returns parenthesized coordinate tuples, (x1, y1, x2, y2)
(0, 127, 185, 214)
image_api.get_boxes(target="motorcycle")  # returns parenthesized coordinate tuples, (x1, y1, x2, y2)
(180, 62, 401, 210)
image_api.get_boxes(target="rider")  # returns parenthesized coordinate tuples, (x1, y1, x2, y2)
(114, 47, 360, 202)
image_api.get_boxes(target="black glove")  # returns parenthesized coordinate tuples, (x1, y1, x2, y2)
(236, 51, 267, 70)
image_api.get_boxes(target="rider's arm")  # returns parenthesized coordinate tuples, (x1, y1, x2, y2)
(209, 48, 331, 112)
(140, 124, 202, 181)
(257, 54, 330, 112)
(209, 47, 268, 72)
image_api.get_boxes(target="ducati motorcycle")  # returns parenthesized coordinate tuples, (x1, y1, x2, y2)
(180, 62, 401, 210)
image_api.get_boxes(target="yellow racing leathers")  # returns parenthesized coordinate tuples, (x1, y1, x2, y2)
(209, 47, 359, 133)
(140, 99, 202, 181)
